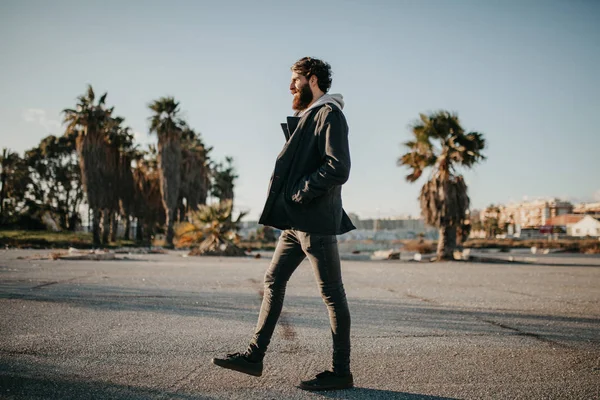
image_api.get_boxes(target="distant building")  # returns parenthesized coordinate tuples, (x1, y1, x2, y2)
(241, 214, 440, 241)
(237, 220, 283, 240)
(478, 199, 574, 235)
(573, 202, 600, 218)
(502, 198, 573, 229)
(569, 215, 600, 237)
(350, 215, 433, 232)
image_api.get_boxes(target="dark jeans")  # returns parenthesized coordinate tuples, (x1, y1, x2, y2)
(247, 229, 351, 374)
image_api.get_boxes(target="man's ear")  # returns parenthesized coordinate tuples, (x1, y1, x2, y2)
(309, 75, 318, 88)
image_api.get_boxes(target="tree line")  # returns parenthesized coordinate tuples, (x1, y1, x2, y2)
(0, 85, 238, 248)
(2, 93, 488, 260)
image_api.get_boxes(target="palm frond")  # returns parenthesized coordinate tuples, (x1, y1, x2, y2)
(98, 92, 107, 105)
(86, 85, 95, 103)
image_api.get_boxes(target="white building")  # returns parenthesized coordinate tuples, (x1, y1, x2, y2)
(569, 216, 600, 237)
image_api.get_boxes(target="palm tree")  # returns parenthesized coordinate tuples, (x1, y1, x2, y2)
(117, 145, 136, 240)
(179, 128, 211, 220)
(63, 85, 116, 246)
(398, 111, 486, 260)
(148, 97, 186, 248)
(106, 116, 135, 241)
(131, 146, 165, 244)
(180, 199, 247, 256)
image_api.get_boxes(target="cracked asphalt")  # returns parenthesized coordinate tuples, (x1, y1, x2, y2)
(0, 249, 599, 399)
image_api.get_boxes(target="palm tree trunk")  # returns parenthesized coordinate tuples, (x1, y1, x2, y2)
(110, 212, 118, 242)
(178, 201, 186, 223)
(59, 212, 68, 231)
(165, 207, 176, 247)
(158, 139, 181, 249)
(68, 213, 78, 232)
(92, 208, 101, 247)
(135, 218, 143, 242)
(101, 208, 110, 245)
(124, 216, 131, 240)
(437, 225, 457, 261)
(144, 223, 153, 246)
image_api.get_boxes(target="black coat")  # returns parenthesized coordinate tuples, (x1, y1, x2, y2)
(258, 102, 356, 235)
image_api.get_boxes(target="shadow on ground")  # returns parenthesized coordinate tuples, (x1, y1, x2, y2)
(1, 358, 454, 400)
(0, 373, 456, 400)
(0, 373, 216, 400)
(317, 388, 457, 399)
(1, 283, 598, 346)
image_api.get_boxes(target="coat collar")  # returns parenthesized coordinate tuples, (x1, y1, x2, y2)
(280, 106, 322, 142)
(276, 110, 318, 162)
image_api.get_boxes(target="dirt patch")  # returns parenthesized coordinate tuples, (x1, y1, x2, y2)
(16, 253, 53, 261)
(405, 293, 436, 304)
(50, 251, 68, 260)
(279, 317, 297, 340)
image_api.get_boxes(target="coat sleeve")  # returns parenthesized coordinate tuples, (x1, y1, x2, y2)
(291, 109, 351, 204)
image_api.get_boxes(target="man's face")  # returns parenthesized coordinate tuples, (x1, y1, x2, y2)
(290, 71, 313, 111)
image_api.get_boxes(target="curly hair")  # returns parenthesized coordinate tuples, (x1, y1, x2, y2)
(291, 57, 332, 93)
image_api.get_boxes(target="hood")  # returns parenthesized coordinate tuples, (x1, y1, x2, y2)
(297, 93, 344, 116)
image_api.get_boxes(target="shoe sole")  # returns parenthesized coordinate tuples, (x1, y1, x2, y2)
(297, 382, 354, 391)
(211, 358, 262, 377)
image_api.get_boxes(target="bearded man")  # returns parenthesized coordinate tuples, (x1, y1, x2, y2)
(213, 57, 355, 391)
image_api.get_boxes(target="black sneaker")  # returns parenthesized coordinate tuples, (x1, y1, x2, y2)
(298, 370, 354, 391)
(212, 352, 263, 377)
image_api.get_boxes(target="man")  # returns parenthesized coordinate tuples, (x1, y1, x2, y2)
(212, 57, 356, 391)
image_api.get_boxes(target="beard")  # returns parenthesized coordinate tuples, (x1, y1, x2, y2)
(292, 82, 313, 111)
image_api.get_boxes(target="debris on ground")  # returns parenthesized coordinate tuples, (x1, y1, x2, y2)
(371, 249, 401, 260)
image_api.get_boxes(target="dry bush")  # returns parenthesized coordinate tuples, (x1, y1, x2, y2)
(188, 243, 246, 257)
(402, 240, 436, 254)
(581, 242, 600, 254)
(174, 221, 203, 249)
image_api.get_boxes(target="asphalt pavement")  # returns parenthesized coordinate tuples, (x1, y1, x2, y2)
(1, 249, 599, 399)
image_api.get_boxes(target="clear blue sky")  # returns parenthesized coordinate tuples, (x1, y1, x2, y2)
(1, 0, 599, 220)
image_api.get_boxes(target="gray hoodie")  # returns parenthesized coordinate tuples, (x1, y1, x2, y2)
(297, 93, 344, 116)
